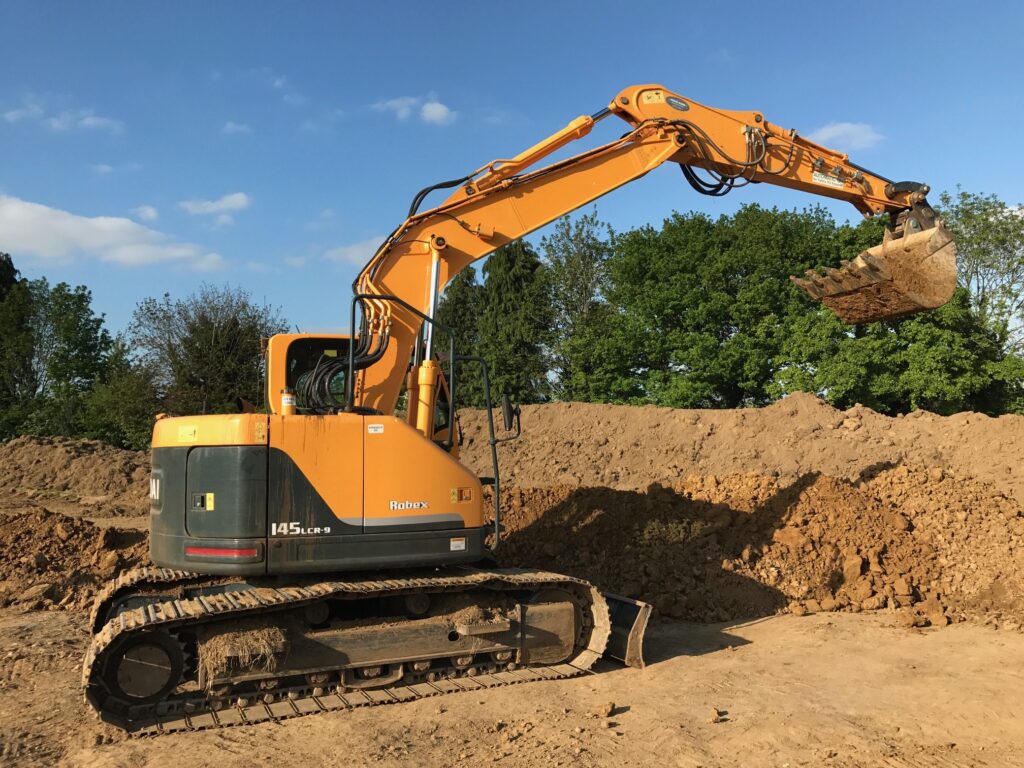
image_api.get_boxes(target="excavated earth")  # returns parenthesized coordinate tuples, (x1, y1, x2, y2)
(0, 393, 1022, 766)
(0, 435, 148, 516)
(460, 393, 1024, 631)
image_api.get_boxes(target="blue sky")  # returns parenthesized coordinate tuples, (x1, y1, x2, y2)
(2, 1, 1021, 333)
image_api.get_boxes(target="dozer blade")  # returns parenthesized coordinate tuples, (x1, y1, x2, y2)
(602, 592, 651, 668)
(791, 221, 956, 324)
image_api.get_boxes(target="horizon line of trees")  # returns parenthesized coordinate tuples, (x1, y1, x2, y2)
(1, 187, 1021, 450)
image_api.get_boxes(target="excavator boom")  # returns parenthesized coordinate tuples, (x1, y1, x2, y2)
(352, 84, 956, 414)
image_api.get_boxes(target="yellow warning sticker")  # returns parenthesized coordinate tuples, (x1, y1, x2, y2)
(206, 493, 215, 512)
(177, 425, 198, 443)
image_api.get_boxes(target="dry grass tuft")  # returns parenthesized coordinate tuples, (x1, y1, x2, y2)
(198, 621, 287, 687)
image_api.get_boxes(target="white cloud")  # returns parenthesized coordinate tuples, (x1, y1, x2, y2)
(179, 192, 251, 216)
(305, 208, 336, 231)
(373, 95, 456, 126)
(91, 161, 141, 175)
(373, 96, 420, 121)
(222, 121, 252, 135)
(0, 194, 222, 270)
(265, 70, 306, 105)
(213, 213, 235, 228)
(285, 256, 307, 268)
(481, 109, 510, 126)
(806, 122, 883, 151)
(299, 109, 345, 134)
(421, 100, 456, 125)
(3, 103, 44, 123)
(324, 235, 385, 266)
(3, 97, 124, 134)
(132, 205, 158, 221)
(46, 109, 124, 134)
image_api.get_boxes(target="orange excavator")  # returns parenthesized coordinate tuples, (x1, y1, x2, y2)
(83, 84, 956, 733)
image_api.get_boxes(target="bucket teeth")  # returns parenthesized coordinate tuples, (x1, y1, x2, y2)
(790, 221, 956, 324)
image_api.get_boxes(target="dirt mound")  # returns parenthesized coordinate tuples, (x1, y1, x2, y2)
(495, 465, 1024, 629)
(0, 435, 148, 515)
(459, 393, 1024, 504)
(0, 504, 147, 610)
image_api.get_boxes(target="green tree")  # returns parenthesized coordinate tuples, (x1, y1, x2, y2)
(477, 240, 553, 404)
(597, 204, 842, 407)
(939, 188, 1024, 352)
(0, 254, 37, 436)
(775, 289, 1013, 415)
(25, 280, 112, 435)
(435, 266, 485, 406)
(81, 339, 162, 450)
(541, 209, 613, 399)
(130, 284, 287, 415)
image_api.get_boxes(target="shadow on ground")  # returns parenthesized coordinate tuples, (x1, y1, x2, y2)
(496, 474, 824, 663)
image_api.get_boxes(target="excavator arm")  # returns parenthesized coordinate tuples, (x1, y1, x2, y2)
(351, 84, 956, 419)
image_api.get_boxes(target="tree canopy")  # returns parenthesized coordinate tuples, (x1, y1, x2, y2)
(129, 284, 288, 415)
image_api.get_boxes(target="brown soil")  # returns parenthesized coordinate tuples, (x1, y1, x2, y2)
(0, 435, 148, 515)
(458, 394, 1024, 629)
(0, 501, 148, 611)
(4, 609, 1024, 768)
(459, 392, 1024, 503)
(1, 393, 1023, 765)
(493, 466, 1024, 629)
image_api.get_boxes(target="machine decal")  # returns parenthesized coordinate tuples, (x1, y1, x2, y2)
(389, 500, 429, 510)
(271, 521, 332, 536)
(450, 537, 467, 551)
(149, 477, 160, 501)
(367, 423, 384, 434)
(666, 96, 689, 112)
(811, 170, 845, 189)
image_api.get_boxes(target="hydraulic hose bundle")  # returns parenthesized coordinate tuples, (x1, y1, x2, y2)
(296, 307, 390, 413)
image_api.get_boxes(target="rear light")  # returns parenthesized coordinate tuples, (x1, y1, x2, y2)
(184, 546, 259, 558)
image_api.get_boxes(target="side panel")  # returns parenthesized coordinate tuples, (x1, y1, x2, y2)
(266, 414, 487, 574)
(185, 446, 267, 539)
(363, 416, 484, 533)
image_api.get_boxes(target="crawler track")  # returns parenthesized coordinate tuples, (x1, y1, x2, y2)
(83, 566, 611, 736)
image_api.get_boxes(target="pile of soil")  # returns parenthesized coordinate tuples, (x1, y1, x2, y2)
(0, 504, 147, 610)
(459, 393, 1024, 504)
(494, 464, 1024, 629)
(0, 435, 149, 515)
(0, 393, 1020, 630)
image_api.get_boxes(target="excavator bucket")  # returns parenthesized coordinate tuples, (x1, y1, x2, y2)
(602, 592, 651, 668)
(791, 220, 956, 324)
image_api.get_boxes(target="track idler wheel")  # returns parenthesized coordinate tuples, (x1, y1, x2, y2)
(100, 630, 184, 706)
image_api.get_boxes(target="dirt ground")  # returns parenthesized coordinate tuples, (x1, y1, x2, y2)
(0, 393, 1022, 766)
(3, 608, 1022, 768)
